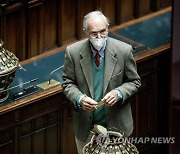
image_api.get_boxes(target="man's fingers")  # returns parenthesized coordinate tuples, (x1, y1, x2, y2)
(106, 99, 116, 106)
(81, 96, 98, 111)
(103, 91, 118, 106)
(83, 104, 96, 112)
(103, 93, 112, 102)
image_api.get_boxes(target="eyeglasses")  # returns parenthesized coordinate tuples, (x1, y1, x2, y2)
(89, 28, 108, 38)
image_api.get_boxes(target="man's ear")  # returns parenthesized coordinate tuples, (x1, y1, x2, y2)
(83, 27, 87, 33)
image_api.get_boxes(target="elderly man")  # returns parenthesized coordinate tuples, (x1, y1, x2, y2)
(62, 10, 141, 153)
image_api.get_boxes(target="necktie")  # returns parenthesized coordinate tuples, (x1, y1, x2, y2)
(95, 52, 100, 67)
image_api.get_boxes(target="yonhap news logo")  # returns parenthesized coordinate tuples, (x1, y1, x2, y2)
(115, 136, 175, 144)
(95, 133, 175, 145)
(96, 132, 110, 147)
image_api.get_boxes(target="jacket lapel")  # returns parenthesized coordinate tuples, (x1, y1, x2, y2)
(80, 41, 94, 98)
(103, 39, 117, 95)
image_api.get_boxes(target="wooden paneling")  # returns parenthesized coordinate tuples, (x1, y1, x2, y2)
(159, 0, 171, 9)
(0, 89, 64, 154)
(100, 0, 116, 26)
(43, 0, 58, 50)
(19, 110, 60, 154)
(135, 58, 159, 137)
(1, 2, 26, 61)
(27, 0, 43, 58)
(117, 0, 135, 24)
(137, 0, 152, 17)
(61, 0, 77, 43)
(0, 0, 171, 60)
(130, 50, 170, 153)
(151, 0, 172, 11)
(61, 104, 76, 154)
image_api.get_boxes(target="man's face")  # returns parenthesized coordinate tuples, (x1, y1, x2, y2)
(87, 16, 108, 39)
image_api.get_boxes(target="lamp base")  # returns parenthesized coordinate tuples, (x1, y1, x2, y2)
(37, 79, 60, 90)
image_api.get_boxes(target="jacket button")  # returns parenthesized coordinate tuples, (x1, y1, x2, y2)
(89, 117, 92, 119)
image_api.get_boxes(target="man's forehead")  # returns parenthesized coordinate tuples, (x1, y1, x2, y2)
(88, 16, 106, 31)
(88, 16, 105, 24)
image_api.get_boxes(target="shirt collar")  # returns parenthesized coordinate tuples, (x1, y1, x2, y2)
(90, 41, 106, 58)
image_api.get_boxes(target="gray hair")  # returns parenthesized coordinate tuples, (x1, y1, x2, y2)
(83, 11, 110, 33)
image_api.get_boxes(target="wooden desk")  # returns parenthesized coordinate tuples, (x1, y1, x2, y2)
(0, 7, 171, 154)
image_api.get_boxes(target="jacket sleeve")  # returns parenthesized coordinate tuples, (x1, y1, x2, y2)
(61, 47, 83, 109)
(117, 50, 141, 103)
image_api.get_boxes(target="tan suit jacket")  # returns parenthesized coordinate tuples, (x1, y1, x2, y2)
(62, 37, 141, 141)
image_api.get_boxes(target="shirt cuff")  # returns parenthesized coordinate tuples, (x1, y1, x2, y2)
(76, 94, 84, 108)
(113, 89, 123, 101)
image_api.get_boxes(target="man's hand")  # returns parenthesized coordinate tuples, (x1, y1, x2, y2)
(80, 95, 98, 112)
(102, 90, 118, 106)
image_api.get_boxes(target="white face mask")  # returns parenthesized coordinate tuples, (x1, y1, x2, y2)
(89, 37, 107, 51)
